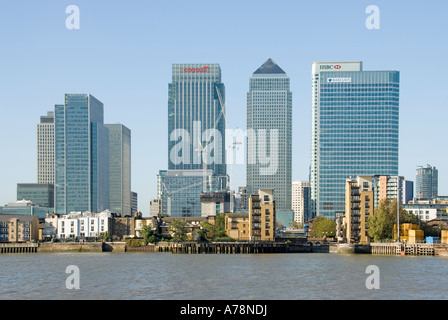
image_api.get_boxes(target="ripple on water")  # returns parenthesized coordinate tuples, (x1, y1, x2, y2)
(1, 252, 448, 300)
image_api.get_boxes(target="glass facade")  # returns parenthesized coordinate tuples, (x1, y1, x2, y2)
(310, 62, 399, 219)
(105, 124, 131, 216)
(416, 165, 438, 200)
(17, 183, 54, 208)
(157, 170, 227, 217)
(246, 58, 292, 211)
(168, 64, 226, 177)
(55, 94, 110, 214)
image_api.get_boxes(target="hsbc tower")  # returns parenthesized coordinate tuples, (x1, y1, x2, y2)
(310, 61, 400, 220)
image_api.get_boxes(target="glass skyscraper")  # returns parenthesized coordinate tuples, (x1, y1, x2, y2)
(105, 124, 131, 216)
(246, 58, 292, 211)
(310, 62, 400, 219)
(168, 63, 226, 177)
(55, 94, 110, 214)
(160, 63, 227, 217)
(416, 165, 438, 200)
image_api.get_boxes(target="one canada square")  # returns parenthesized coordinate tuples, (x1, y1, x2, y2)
(246, 58, 292, 211)
(310, 61, 400, 219)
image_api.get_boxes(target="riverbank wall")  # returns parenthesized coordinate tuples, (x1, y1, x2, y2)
(1, 241, 447, 257)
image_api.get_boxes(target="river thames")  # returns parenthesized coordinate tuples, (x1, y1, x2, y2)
(0, 252, 447, 300)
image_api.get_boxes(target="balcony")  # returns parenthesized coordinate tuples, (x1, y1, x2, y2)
(252, 210, 261, 216)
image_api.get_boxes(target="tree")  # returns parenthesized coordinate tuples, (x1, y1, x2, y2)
(141, 224, 157, 244)
(310, 216, 335, 238)
(200, 213, 227, 240)
(367, 198, 419, 242)
(169, 219, 188, 242)
(291, 221, 303, 229)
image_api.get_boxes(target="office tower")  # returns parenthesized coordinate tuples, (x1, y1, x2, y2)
(248, 189, 275, 241)
(416, 165, 438, 200)
(168, 63, 226, 177)
(246, 58, 292, 211)
(17, 183, 54, 208)
(105, 124, 131, 216)
(344, 176, 373, 244)
(310, 62, 399, 219)
(161, 64, 227, 216)
(55, 94, 110, 214)
(291, 181, 311, 226)
(37, 111, 55, 184)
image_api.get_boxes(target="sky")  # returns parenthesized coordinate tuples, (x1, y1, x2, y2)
(0, 0, 447, 217)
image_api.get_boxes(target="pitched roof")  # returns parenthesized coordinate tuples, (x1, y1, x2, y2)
(253, 58, 286, 75)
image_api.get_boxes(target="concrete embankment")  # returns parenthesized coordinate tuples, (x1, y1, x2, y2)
(1, 241, 448, 256)
(37, 242, 104, 253)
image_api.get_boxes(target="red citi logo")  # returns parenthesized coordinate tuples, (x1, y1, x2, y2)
(184, 66, 209, 73)
(334, 65, 342, 69)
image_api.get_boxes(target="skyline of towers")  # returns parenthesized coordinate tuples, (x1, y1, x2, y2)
(15, 59, 441, 222)
(310, 61, 400, 220)
(246, 58, 292, 211)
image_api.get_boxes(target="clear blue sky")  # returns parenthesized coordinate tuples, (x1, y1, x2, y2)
(0, 0, 447, 216)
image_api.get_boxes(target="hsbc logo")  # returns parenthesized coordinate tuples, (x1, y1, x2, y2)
(320, 64, 342, 70)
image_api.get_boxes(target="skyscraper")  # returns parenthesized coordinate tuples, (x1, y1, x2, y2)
(416, 165, 438, 200)
(168, 63, 226, 177)
(37, 111, 55, 184)
(246, 58, 292, 211)
(55, 94, 110, 214)
(160, 63, 227, 217)
(105, 124, 131, 216)
(310, 62, 399, 219)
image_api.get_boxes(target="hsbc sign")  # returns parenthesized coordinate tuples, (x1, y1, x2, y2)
(320, 64, 342, 70)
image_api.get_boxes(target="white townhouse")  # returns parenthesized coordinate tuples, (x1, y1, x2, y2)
(57, 210, 112, 239)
